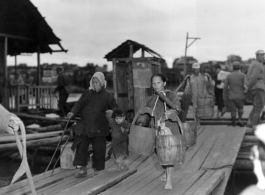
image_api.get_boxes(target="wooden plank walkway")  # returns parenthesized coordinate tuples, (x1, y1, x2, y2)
(100, 125, 245, 195)
(0, 125, 245, 195)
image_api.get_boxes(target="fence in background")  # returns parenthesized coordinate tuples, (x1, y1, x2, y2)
(8, 86, 56, 112)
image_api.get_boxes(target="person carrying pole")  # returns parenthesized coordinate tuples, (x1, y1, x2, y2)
(136, 73, 182, 190)
(246, 50, 265, 129)
(54, 67, 71, 117)
(190, 63, 213, 126)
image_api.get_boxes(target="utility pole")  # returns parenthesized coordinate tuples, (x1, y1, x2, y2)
(183, 32, 200, 76)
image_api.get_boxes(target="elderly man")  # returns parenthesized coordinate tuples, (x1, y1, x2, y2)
(54, 67, 71, 117)
(190, 63, 213, 126)
(246, 50, 265, 129)
(223, 61, 247, 127)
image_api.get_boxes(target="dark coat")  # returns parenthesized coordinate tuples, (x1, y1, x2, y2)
(71, 89, 118, 137)
(136, 90, 181, 136)
(54, 73, 68, 95)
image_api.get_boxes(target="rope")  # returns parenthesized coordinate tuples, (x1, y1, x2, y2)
(11, 121, 37, 195)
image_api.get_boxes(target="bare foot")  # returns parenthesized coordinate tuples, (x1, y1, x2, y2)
(165, 182, 172, 190)
(160, 173, 166, 182)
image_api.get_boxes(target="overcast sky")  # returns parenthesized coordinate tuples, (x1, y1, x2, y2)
(7, 0, 265, 69)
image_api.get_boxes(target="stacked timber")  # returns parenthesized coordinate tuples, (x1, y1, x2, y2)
(0, 122, 71, 153)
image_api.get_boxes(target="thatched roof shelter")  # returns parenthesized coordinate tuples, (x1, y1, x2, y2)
(0, 0, 66, 55)
(104, 40, 162, 60)
(0, 0, 66, 107)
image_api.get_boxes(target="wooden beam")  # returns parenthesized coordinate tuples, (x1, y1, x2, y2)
(37, 46, 41, 86)
(141, 48, 145, 57)
(0, 33, 33, 41)
(112, 58, 118, 101)
(0, 130, 63, 143)
(0, 136, 68, 152)
(129, 43, 133, 58)
(0, 37, 8, 107)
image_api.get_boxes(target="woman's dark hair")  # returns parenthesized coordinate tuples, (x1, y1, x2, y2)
(150, 73, 167, 83)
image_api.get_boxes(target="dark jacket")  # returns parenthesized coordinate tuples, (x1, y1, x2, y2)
(54, 73, 69, 95)
(106, 114, 130, 144)
(223, 71, 247, 100)
(247, 60, 265, 91)
(71, 89, 118, 137)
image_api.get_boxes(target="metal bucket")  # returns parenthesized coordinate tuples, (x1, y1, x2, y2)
(60, 142, 75, 169)
(129, 107, 156, 156)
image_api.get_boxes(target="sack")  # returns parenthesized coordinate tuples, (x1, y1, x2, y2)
(204, 74, 214, 96)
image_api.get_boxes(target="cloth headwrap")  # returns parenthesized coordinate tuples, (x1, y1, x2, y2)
(89, 72, 107, 90)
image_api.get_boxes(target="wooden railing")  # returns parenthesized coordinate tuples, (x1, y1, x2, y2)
(7, 86, 56, 112)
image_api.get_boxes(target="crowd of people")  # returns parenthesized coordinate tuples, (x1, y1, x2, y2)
(9, 72, 35, 87)
(61, 49, 265, 192)
(2, 49, 265, 193)
(189, 49, 265, 129)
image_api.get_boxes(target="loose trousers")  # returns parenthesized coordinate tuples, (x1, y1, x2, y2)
(73, 135, 106, 171)
(248, 89, 265, 126)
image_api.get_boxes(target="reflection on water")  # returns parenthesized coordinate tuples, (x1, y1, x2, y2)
(67, 93, 82, 103)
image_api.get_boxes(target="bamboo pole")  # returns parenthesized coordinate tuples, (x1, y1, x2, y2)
(0, 136, 68, 151)
(0, 130, 63, 143)
(15, 112, 76, 123)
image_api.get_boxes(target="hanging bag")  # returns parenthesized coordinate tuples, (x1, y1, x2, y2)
(197, 74, 215, 118)
(129, 107, 156, 156)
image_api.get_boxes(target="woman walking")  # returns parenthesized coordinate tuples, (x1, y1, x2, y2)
(68, 72, 118, 177)
(137, 73, 182, 190)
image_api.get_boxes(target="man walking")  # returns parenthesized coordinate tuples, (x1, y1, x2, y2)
(223, 61, 247, 126)
(54, 67, 71, 117)
(246, 50, 265, 128)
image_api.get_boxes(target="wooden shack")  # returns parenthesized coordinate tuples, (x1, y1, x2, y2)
(105, 40, 165, 116)
(0, 0, 67, 111)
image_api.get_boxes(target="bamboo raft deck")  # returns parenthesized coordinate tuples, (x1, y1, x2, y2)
(0, 125, 246, 195)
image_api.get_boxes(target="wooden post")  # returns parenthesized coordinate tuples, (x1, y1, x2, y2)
(112, 59, 118, 101)
(36, 46, 41, 108)
(15, 54, 17, 74)
(0, 37, 8, 107)
(36, 46, 41, 86)
(129, 43, 133, 58)
(183, 32, 188, 77)
(141, 48, 145, 57)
